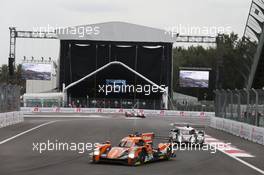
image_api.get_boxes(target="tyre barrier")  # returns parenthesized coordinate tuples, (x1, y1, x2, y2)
(0, 111, 24, 129)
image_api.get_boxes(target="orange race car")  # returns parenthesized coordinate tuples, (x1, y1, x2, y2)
(91, 132, 176, 166)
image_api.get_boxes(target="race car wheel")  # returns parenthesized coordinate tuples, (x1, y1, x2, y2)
(165, 147, 172, 160)
(92, 156, 100, 164)
(137, 151, 147, 165)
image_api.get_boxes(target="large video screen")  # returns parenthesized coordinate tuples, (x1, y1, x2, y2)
(179, 70, 209, 88)
(105, 79, 126, 93)
(22, 63, 52, 80)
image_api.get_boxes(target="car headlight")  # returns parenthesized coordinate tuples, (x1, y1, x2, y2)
(177, 136, 182, 142)
(128, 152, 135, 159)
(94, 149, 100, 156)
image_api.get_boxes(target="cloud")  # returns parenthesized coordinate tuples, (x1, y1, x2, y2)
(0, 0, 252, 65)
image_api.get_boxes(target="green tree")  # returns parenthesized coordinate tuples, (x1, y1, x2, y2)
(0, 64, 9, 83)
(0, 64, 26, 94)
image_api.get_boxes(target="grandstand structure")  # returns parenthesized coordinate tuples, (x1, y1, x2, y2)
(244, 0, 264, 89)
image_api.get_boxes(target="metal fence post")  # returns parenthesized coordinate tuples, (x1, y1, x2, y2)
(243, 88, 250, 123)
(215, 89, 223, 117)
(252, 88, 259, 126)
(218, 89, 222, 117)
(214, 90, 217, 116)
(223, 90, 227, 118)
(237, 89, 241, 120)
(227, 89, 233, 118)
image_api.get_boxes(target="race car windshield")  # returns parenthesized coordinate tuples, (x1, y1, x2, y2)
(181, 130, 191, 135)
(119, 140, 134, 148)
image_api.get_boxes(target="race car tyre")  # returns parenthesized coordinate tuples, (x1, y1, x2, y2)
(136, 151, 147, 165)
(164, 147, 172, 160)
(92, 156, 100, 164)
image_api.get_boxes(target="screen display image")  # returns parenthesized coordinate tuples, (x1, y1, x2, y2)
(105, 79, 126, 93)
(179, 70, 209, 88)
(22, 63, 52, 80)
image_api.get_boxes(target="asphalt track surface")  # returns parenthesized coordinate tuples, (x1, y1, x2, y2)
(0, 114, 263, 175)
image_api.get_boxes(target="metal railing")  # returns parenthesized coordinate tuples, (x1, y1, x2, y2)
(172, 100, 214, 112)
(22, 95, 215, 111)
(22, 97, 164, 110)
(215, 89, 264, 127)
(0, 84, 20, 113)
(69, 98, 164, 110)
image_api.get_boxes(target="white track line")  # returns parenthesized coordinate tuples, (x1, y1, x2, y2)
(205, 135, 254, 158)
(205, 135, 264, 174)
(0, 121, 56, 145)
(218, 147, 264, 175)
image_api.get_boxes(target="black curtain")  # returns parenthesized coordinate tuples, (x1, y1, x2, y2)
(59, 41, 171, 100)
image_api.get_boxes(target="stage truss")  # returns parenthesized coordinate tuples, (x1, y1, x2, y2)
(8, 27, 216, 75)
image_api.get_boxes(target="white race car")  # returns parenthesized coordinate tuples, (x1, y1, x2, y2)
(125, 110, 145, 118)
(169, 125, 205, 145)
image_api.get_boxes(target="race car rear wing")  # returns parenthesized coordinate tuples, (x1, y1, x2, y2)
(142, 132, 155, 144)
(154, 135, 171, 141)
(170, 123, 206, 130)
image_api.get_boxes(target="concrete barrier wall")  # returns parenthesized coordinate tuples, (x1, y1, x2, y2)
(21, 107, 214, 117)
(21, 107, 213, 126)
(210, 117, 264, 145)
(0, 111, 24, 128)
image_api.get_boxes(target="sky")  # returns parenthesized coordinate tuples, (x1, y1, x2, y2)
(0, 0, 252, 65)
